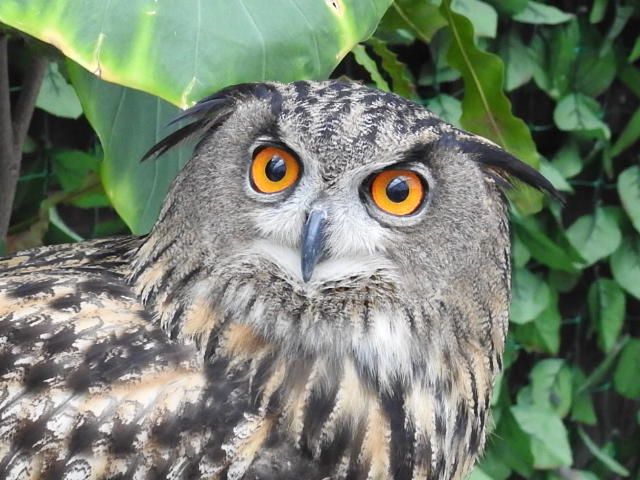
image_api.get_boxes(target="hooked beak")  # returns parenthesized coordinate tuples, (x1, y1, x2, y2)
(301, 209, 327, 282)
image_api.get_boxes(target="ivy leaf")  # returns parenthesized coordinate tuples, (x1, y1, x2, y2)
(588, 279, 626, 353)
(499, 30, 535, 91)
(611, 108, 640, 158)
(571, 367, 597, 425)
(539, 159, 573, 193)
(36, 62, 83, 119)
(566, 207, 622, 266)
(610, 236, 640, 300)
(514, 288, 561, 354)
(366, 37, 416, 98)
(425, 93, 462, 126)
(511, 406, 573, 469)
(510, 268, 551, 324)
(512, 1, 573, 25)
(529, 359, 572, 417)
(441, 0, 542, 214)
(617, 165, 640, 233)
(613, 338, 640, 399)
(551, 140, 583, 178)
(554, 93, 611, 140)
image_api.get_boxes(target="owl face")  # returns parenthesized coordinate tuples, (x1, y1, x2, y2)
(141, 80, 554, 379)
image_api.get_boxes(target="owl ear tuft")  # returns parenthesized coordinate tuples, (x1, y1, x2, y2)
(451, 134, 562, 202)
(141, 83, 278, 162)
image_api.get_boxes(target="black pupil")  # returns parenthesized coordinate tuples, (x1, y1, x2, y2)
(265, 155, 287, 182)
(386, 177, 410, 203)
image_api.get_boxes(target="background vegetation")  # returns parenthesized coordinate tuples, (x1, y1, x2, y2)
(0, 0, 638, 478)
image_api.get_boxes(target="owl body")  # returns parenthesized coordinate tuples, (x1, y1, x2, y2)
(0, 81, 555, 479)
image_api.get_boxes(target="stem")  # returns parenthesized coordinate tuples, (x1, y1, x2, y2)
(0, 34, 16, 244)
(0, 36, 47, 244)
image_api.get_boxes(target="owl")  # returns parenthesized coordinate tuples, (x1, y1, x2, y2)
(0, 80, 557, 480)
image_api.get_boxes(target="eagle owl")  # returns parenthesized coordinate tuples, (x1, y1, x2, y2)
(0, 81, 556, 480)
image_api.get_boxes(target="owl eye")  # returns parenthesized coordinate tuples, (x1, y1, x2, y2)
(370, 169, 425, 216)
(250, 146, 301, 193)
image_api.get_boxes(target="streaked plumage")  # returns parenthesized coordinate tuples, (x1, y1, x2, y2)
(0, 80, 556, 480)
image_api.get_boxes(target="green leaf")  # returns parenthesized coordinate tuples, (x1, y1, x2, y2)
(514, 288, 561, 354)
(554, 93, 611, 140)
(352, 45, 391, 92)
(68, 62, 190, 234)
(610, 235, 640, 300)
(511, 405, 573, 469)
(611, 108, 640, 158)
(530, 359, 572, 417)
(551, 140, 583, 179)
(617, 166, 640, 234)
(378, 0, 446, 44)
(35, 62, 83, 119)
(499, 30, 535, 91)
(566, 207, 622, 266)
(451, 0, 498, 38)
(539, 159, 573, 193)
(512, 216, 578, 272)
(441, 0, 542, 214)
(366, 37, 416, 98)
(571, 367, 597, 425)
(512, 1, 573, 25)
(418, 31, 461, 86)
(512, 232, 531, 268)
(588, 279, 626, 353)
(614, 339, 640, 399)
(47, 206, 84, 243)
(425, 93, 462, 126)
(529, 21, 579, 99)
(510, 268, 551, 324)
(1, 1, 391, 107)
(483, 0, 527, 16)
(589, 0, 609, 24)
(51, 150, 109, 209)
(548, 269, 580, 293)
(491, 408, 534, 477)
(577, 428, 630, 476)
(629, 37, 640, 63)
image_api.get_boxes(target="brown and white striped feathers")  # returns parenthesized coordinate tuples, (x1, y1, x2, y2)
(0, 80, 557, 479)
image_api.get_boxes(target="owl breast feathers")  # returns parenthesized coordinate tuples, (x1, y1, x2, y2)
(0, 80, 557, 480)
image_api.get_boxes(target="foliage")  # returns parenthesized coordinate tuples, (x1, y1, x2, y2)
(1, 0, 639, 478)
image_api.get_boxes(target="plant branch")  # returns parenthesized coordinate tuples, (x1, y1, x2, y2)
(12, 55, 46, 154)
(0, 34, 16, 245)
(0, 37, 47, 245)
(0, 35, 13, 163)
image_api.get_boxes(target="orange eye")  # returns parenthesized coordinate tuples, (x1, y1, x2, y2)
(370, 169, 425, 216)
(250, 146, 300, 194)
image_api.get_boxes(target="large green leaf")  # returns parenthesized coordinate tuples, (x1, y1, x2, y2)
(0, 0, 391, 107)
(529, 359, 572, 417)
(68, 63, 190, 234)
(440, 0, 542, 213)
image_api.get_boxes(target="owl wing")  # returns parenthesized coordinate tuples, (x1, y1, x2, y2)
(0, 239, 255, 479)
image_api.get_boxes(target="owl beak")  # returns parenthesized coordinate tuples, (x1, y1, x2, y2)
(301, 209, 327, 282)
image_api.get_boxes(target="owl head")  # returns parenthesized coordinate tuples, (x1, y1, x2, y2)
(132, 81, 556, 479)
